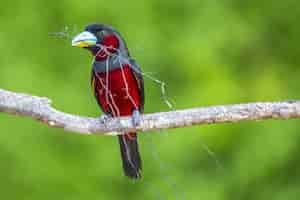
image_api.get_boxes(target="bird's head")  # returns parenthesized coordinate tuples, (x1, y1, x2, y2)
(71, 23, 119, 54)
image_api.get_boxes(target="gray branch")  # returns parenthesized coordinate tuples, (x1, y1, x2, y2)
(0, 88, 299, 136)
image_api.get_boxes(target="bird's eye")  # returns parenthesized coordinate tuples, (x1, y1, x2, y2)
(96, 31, 105, 40)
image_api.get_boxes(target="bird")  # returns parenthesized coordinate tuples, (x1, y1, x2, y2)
(71, 24, 144, 179)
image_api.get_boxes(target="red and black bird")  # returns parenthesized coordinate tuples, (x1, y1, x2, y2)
(72, 24, 144, 179)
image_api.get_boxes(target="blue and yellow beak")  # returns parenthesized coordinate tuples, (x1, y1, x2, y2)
(71, 31, 97, 48)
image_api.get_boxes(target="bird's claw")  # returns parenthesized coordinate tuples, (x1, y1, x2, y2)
(132, 109, 141, 127)
(99, 113, 112, 124)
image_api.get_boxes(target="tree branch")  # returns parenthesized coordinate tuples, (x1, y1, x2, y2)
(0, 88, 299, 136)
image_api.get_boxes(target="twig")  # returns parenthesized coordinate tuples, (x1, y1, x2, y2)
(0, 88, 299, 136)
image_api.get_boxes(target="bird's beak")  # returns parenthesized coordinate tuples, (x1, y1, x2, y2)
(71, 31, 97, 48)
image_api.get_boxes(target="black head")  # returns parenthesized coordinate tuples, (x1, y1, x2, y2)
(72, 23, 119, 48)
(85, 23, 115, 34)
(86, 24, 119, 44)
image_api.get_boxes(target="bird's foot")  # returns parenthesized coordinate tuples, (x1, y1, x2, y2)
(99, 113, 113, 124)
(132, 109, 142, 127)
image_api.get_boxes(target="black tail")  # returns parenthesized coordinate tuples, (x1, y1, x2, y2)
(118, 133, 142, 179)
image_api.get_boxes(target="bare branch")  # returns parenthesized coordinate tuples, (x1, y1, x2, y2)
(0, 88, 299, 136)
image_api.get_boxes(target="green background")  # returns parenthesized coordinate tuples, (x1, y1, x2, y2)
(1, 0, 300, 199)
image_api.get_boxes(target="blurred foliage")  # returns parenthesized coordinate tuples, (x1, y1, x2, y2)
(0, 0, 300, 199)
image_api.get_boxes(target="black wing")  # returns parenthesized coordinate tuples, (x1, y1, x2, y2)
(129, 58, 145, 112)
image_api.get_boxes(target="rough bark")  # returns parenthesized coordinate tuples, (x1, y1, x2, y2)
(0, 88, 299, 136)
